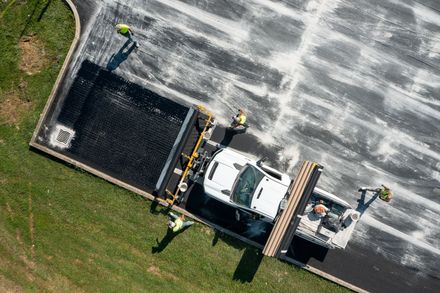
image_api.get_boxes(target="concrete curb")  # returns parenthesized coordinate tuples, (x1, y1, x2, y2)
(28, 2, 367, 292)
(30, 0, 81, 145)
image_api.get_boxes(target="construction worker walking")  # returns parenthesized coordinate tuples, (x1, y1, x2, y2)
(115, 23, 139, 47)
(358, 184, 393, 202)
(167, 212, 194, 233)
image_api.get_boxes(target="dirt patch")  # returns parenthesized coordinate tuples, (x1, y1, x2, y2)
(0, 274, 23, 293)
(147, 265, 178, 281)
(46, 274, 85, 293)
(0, 81, 32, 125)
(18, 33, 49, 75)
(201, 226, 212, 235)
(15, 229, 36, 271)
(5, 202, 14, 219)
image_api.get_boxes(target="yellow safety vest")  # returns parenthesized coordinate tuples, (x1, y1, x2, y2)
(172, 217, 183, 232)
(116, 24, 130, 34)
(379, 190, 392, 201)
(238, 114, 246, 125)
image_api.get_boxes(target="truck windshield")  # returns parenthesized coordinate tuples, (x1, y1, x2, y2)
(231, 165, 265, 208)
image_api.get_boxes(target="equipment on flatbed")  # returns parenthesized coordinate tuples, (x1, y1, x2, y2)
(156, 105, 216, 206)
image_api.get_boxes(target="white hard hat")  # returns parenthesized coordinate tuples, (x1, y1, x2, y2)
(168, 221, 176, 229)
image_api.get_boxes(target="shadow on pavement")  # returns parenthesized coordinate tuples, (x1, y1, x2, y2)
(288, 236, 329, 263)
(185, 183, 272, 244)
(106, 39, 136, 71)
(185, 182, 329, 265)
(356, 190, 379, 217)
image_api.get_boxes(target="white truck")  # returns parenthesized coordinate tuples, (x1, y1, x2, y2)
(202, 147, 360, 249)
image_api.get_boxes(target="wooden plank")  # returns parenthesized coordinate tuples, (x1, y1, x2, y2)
(277, 164, 322, 257)
(263, 162, 311, 256)
(263, 161, 317, 257)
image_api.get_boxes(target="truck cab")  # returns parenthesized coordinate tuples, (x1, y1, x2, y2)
(202, 147, 359, 249)
(203, 147, 290, 221)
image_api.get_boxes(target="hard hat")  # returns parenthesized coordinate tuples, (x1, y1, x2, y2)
(168, 221, 176, 229)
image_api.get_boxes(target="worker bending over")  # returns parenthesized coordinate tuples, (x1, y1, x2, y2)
(167, 212, 194, 233)
(313, 200, 329, 217)
(358, 184, 393, 202)
(230, 109, 248, 129)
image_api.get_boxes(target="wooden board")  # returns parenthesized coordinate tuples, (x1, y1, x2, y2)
(263, 161, 322, 257)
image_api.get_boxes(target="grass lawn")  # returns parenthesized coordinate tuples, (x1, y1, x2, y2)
(0, 0, 349, 292)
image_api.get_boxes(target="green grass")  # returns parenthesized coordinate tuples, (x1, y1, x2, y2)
(0, 1, 349, 292)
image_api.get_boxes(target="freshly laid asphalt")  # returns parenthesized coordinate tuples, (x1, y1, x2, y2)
(33, 1, 440, 292)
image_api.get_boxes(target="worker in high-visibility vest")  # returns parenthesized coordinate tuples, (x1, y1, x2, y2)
(378, 185, 393, 202)
(115, 23, 132, 34)
(115, 23, 139, 47)
(230, 109, 247, 129)
(358, 184, 393, 202)
(167, 212, 193, 233)
(152, 212, 194, 253)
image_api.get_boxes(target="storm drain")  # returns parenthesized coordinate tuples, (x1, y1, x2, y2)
(56, 129, 72, 145)
(49, 125, 75, 149)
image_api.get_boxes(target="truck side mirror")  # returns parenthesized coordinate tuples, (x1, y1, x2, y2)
(257, 157, 267, 166)
(279, 198, 288, 210)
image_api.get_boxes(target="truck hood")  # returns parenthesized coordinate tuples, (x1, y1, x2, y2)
(203, 148, 249, 204)
(251, 178, 289, 219)
(209, 162, 238, 191)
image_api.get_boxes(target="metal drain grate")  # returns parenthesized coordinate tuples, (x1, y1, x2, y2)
(56, 129, 72, 145)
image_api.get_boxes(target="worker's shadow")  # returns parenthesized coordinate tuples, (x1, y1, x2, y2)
(219, 127, 244, 147)
(151, 226, 190, 254)
(232, 246, 263, 283)
(149, 199, 171, 216)
(211, 230, 263, 283)
(356, 190, 379, 217)
(106, 39, 136, 72)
